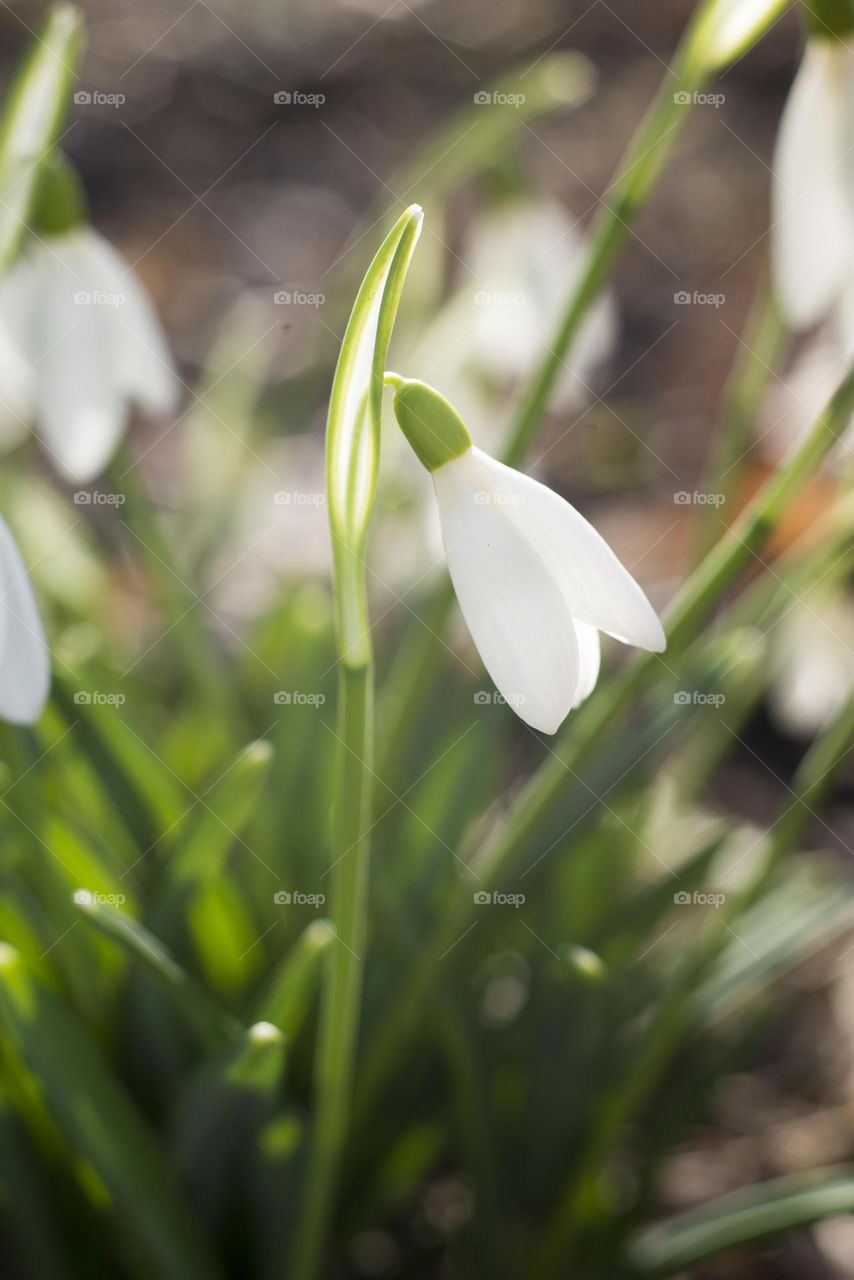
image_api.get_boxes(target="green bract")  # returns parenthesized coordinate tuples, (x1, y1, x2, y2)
(325, 204, 423, 666)
(0, 4, 83, 270)
(386, 375, 472, 473)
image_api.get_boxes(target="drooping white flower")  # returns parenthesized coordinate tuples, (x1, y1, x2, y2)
(771, 36, 854, 332)
(0, 227, 180, 482)
(389, 376, 665, 734)
(0, 518, 49, 724)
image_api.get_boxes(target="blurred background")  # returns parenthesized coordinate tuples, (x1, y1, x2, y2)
(4, 1, 854, 1277)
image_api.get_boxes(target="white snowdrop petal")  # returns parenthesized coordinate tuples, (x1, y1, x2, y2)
(572, 621, 601, 708)
(0, 519, 49, 724)
(434, 454, 579, 735)
(32, 237, 125, 481)
(81, 231, 180, 415)
(454, 449, 665, 652)
(772, 40, 852, 329)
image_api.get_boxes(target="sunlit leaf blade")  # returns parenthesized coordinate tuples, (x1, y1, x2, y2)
(75, 897, 242, 1048)
(167, 739, 274, 888)
(253, 919, 334, 1037)
(171, 1023, 300, 1277)
(0, 945, 224, 1280)
(630, 1166, 854, 1273)
(0, 4, 83, 270)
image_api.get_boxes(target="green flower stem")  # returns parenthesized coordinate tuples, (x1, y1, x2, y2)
(695, 279, 785, 559)
(358, 359, 854, 1122)
(503, 0, 787, 467)
(293, 660, 373, 1280)
(292, 206, 423, 1280)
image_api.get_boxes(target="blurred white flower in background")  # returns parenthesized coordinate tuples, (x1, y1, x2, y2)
(0, 518, 49, 724)
(772, 36, 854, 335)
(770, 588, 854, 737)
(408, 198, 617, 445)
(0, 227, 180, 482)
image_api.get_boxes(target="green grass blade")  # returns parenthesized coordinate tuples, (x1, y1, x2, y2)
(0, 945, 224, 1280)
(75, 897, 242, 1048)
(629, 1166, 854, 1274)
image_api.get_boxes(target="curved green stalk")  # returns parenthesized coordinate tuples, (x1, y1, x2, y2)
(292, 206, 423, 1280)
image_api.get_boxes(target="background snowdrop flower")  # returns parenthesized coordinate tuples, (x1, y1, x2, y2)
(0, 517, 49, 724)
(0, 226, 180, 482)
(388, 375, 665, 734)
(771, 34, 854, 332)
(410, 199, 617, 420)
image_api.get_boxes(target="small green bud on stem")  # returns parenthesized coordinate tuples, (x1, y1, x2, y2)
(386, 374, 472, 473)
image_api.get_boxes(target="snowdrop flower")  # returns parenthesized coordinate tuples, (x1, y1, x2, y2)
(387, 375, 665, 734)
(772, 32, 854, 332)
(0, 226, 179, 482)
(0, 518, 49, 724)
